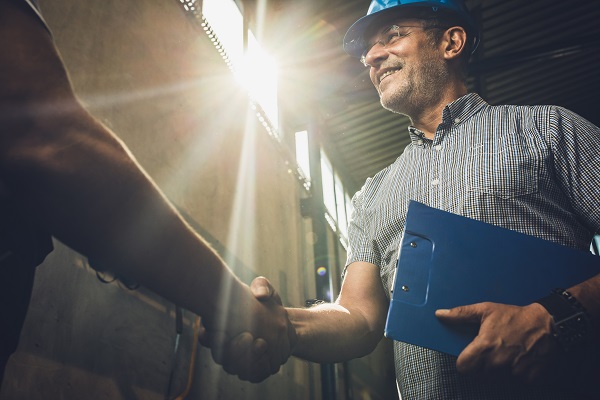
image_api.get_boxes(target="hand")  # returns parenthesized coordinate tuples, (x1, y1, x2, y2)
(435, 302, 560, 384)
(199, 277, 297, 382)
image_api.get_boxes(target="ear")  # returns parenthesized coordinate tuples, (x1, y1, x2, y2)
(441, 26, 467, 60)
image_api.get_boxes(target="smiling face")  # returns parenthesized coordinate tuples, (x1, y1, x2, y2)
(363, 19, 450, 118)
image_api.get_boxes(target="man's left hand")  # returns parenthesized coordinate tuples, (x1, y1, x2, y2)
(436, 302, 559, 384)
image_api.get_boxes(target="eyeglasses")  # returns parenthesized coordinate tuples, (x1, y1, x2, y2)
(360, 24, 442, 67)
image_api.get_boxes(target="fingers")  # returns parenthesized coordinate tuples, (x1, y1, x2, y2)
(456, 336, 497, 375)
(435, 303, 488, 324)
(228, 335, 277, 383)
(246, 355, 276, 383)
(253, 337, 268, 355)
(200, 331, 284, 383)
(449, 302, 561, 385)
(206, 331, 273, 380)
(449, 303, 511, 375)
(207, 331, 230, 365)
(456, 335, 549, 384)
(219, 332, 254, 375)
(229, 335, 281, 383)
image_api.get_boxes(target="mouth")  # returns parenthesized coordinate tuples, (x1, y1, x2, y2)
(379, 68, 401, 84)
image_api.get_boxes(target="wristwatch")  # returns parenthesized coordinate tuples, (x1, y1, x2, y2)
(535, 288, 590, 352)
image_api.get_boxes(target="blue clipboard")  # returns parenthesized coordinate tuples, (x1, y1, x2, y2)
(384, 201, 600, 356)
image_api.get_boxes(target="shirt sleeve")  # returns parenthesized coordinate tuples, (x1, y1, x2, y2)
(547, 107, 600, 235)
(343, 178, 381, 279)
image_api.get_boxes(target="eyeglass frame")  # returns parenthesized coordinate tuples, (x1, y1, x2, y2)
(360, 23, 449, 67)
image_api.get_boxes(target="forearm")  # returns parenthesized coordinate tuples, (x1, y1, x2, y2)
(0, 102, 249, 325)
(0, 9, 296, 367)
(287, 303, 383, 363)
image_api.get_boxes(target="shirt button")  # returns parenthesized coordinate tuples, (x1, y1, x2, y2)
(417, 140, 423, 146)
(434, 145, 442, 151)
(431, 179, 440, 186)
(454, 118, 461, 124)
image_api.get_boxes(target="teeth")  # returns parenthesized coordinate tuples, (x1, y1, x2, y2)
(380, 69, 398, 82)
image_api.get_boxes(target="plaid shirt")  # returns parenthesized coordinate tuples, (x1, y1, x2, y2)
(346, 93, 600, 399)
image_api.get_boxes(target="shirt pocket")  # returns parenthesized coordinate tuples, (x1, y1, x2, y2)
(465, 140, 540, 199)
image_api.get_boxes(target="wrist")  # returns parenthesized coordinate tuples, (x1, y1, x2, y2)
(205, 280, 253, 331)
(286, 307, 320, 359)
(535, 288, 591, 352)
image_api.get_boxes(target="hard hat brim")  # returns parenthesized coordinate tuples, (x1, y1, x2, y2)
(343, 2, 478, 58)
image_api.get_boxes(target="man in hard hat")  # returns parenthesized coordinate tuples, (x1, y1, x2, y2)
(0, 0, 295, 386)
(217, 0, 600, 397)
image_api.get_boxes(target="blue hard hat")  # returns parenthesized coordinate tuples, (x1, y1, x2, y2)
(343, 0, 479, 58)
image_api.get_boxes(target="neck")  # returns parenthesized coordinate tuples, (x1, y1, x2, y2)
(410, 83, 468, 140)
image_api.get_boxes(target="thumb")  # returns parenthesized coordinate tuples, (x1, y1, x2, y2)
(435, 304, 484, 324)
(250, 276, 275, 301)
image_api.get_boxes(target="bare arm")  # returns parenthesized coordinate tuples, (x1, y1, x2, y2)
(0, 0, 293, 376)
(289, 261, 389, 363)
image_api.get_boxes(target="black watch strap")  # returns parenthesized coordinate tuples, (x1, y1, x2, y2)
(535, 288, 590, 352)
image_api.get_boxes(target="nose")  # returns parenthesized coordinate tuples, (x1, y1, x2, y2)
(363, 44, 389, 68)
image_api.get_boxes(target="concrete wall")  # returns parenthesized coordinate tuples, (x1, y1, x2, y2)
(0, 0, 397, 399)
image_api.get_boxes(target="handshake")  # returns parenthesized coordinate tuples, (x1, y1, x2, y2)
(199, 276, 297, 383)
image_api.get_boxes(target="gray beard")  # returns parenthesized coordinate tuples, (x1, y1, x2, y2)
(380, 56, 450, 119)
